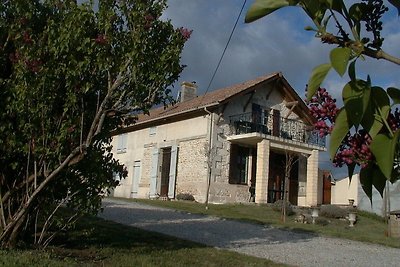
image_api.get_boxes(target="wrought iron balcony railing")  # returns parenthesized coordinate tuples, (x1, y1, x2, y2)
(229, 112, 325, 147)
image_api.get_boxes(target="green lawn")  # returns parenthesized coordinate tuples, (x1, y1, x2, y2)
(128, 198, 400, 248)
(0, 215, 282, 267)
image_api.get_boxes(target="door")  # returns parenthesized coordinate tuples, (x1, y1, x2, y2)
(322, 173, 332, 204)
(252, 103, 262, 124)
(272, 109, 280, 137)
(160, 147, 172, 197)
(149, 148, 159, 198)
(268, 152, 285, 203)
(131, 161, 141, 197)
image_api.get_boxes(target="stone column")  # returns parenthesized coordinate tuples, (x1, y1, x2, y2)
(306, 149, 319, 206)
(255, 140, 270, 203)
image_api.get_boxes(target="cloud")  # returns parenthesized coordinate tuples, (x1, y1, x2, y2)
(163, 1, 400, 176)
(164, 0, 334, 97)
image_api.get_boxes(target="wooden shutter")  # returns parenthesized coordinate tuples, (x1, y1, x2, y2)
(149, 148, 159, 198)
(131, 161, 141, 197)
(168, 145, 178, 199)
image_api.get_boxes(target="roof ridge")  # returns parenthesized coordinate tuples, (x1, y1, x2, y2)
(132, 72, 282, 127)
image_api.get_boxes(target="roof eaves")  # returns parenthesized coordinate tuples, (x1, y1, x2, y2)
(219, 73, 280, 105)
(127, 102, 220, 129)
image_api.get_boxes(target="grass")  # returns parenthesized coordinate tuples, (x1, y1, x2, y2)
(0, 214, 283, 267)
(126, 198, 400, 248)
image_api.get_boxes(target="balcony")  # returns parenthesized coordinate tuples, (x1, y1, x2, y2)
(229, 112, 325, 147)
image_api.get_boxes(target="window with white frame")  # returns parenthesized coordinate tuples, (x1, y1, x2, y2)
(149, 126, 157, 136)
(116, 133, 127, 153)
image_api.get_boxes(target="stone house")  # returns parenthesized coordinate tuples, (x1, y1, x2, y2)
(111, 72, 326, 206)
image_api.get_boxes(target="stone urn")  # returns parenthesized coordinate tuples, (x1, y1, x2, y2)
(348, 211, 357, 227)
(311, 207, 319, 224)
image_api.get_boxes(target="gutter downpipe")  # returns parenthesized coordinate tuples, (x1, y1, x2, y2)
(204, 107, 214, 210)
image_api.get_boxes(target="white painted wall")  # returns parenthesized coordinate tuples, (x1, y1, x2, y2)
(331, 174, 360, 206)
(331, 173, 400, 216)
(111, 115, 209, 199)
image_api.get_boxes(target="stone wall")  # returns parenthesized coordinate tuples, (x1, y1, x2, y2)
(137, 146, 153, 198)
(175, 138, 208, 202)
(207, 115, 251, 203)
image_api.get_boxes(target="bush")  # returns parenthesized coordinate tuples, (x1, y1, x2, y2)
(320, 205, 348, 219)
(315, 217, 330, 226)
(271, 200, 294, 216)
(176, 193, 195, 201)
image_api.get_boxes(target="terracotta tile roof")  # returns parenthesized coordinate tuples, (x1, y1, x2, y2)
(135, 72, 281, 125)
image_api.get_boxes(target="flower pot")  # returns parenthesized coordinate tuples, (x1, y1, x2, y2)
(311, 207, 319, 224)
(348, 211, 357, 227)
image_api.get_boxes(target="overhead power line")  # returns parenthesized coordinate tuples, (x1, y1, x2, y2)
(203, 0, 247, 95)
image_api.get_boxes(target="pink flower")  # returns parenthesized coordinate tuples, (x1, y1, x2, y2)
(179, 27, 193, 41)
(95, 34, 107, 45)
(145, 14, 154, 22)
(23, 31, 33, 44)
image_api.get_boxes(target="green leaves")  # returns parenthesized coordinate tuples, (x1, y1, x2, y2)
(325, 0, 345, 14)
(300, 0, 327, 24)
(342, 79, 370, 127)
(388, 87, 400, 104)
(245, 0, 400, 204)
(307, 63, 331, 100)
(370, 131, 399, 180)
(329, 108, 351, 160)
(245, 0, 298, 23)
(330, 47, 351, 77)
(306, 47, 351, 100)
(0, 0, 186, 247)
(361, 87, 389, 139)
(360, 164, 387, 200)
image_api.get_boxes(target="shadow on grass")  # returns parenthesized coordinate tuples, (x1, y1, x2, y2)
(52, 215, 207, 253)
(99, 199, 320, 249)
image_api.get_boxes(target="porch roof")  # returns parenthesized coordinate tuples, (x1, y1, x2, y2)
(227, 132, 326, 154)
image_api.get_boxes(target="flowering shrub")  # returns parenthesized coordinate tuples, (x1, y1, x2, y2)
(305, 87, 400, 169)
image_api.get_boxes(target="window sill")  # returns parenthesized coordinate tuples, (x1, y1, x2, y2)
(116, 149, 127, 154)
(228, 182, 249, 186)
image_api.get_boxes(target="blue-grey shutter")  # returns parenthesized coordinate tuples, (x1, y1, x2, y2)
(168, 145, 178, 199)
(131, 161, 141, 197)
(149, 148, 159, 198)
(117, 134, 127, 153)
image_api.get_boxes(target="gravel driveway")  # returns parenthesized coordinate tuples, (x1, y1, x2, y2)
(99, 198, 399, 267)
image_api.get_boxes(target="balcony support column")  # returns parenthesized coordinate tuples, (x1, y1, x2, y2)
(306, 149, 319, 206)
(255, 139, 270, 203)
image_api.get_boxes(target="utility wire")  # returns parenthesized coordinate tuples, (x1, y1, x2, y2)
(203, 0, 247, 96)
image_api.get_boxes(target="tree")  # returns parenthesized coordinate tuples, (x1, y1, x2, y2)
(282, 151, 297, 223)
(245, 0, 400, 200)
(0, 0, 189, 248)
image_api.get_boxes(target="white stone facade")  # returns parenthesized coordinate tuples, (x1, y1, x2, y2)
(111, 75, 326, 206)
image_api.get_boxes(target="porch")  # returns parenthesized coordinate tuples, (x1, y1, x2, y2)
(229, 112, 325, 148)
(226, 112, 325, 206)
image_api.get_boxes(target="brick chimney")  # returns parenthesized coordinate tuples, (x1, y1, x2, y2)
(180, 81, 197, 102)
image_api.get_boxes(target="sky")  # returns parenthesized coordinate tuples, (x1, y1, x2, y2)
(163, 0, 400, 179)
